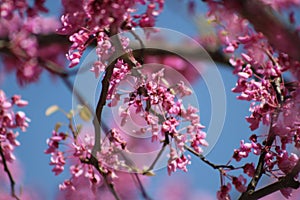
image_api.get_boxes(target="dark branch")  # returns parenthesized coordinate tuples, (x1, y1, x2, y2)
(81, 155, 121, 200)
(184, 144, 235, 170)
(245, 159, 300, 199)
(132, 173, 152, 200)
(0, 144, 20, 200)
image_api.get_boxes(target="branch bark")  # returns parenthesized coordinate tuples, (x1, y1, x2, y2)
(242, 158, 300, 199)
(184, 144, 235, 170)
(0, 144, 20, 200)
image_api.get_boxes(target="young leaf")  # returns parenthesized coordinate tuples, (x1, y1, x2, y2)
(54, 122, 62, 132)
(76, 124, 82, 134)
(79, 105, 92, 122)
(45, 105, 59, 116)
(143, 170, 156, 176)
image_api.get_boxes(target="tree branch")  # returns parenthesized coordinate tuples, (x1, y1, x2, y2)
(91, 25, 125, 155)
(0, 144, 20, 200)
(239, 99, 282, 198)
(0, 32, 231, 68)
(82, 155, 121, 200)
(245, 159, 300, 199)
(184, 144, 235, 170)
(132, 173, 152, 200)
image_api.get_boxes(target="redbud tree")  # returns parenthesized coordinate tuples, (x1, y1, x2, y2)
(1, 0, 300, 199)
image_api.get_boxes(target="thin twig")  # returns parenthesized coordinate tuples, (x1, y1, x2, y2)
(143, 143, 167, 174)
(0, 144, 20, 200)
(184, 144, 235, 170)
(132, 173, 152, 200)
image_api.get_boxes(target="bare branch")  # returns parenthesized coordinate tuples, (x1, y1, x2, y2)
(0, 144, 20, 200)
(132, 173, 152, 200)
(245, 159, 300, 199)
(184, 144, 235, 170)
(82, 155, 121, 200)
(239, 97, 282, 198)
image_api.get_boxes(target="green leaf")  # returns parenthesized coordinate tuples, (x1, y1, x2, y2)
(79, 106, 92, 122)
(45, 105, 59, 116)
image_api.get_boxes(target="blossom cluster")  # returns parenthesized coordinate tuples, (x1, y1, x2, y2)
(108, 63, 208, 175)
(60, 0, 165, 73)
(45, 124, 129, 195)
(204, 0, 300, 199)
(0, 90, 29, 164)
(0, 1, 67, 86)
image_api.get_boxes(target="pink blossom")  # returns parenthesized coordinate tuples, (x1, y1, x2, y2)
(265, 151, 276, 170)
(243, 163, 255, 177)
(261, 0, 300, 11)
(50, 151, 66, 176)
(233, 140, 253, 161)
(11, 95, 28, 107)
(217, 183, 231, 200)
(0, 90, 29, 165)
(167, 148, 191, 175)
(107, 59, 130, 100)
(277, 151, 299, 174)
(175, 81, 192, 97)
(191, 131, 208, 154)
(162, 117, 179, 135)
(90, 61, 106, 79)
(45, 131, 67, 154)
(0, 12, 66, 85)
(108, 128, 127, 150)
(15, 111, 30, 131)
(232, 175, 247, 193)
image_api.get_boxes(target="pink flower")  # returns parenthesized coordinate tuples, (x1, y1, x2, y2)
(243, 163, 255, 177)
(167, 148, 191, 175)
(50, 151, 66, 175)
(45, 131, 67, 154)
(277, 151, 299, 174)
(6, 131, 20, 146)
(0, 90, 29, 165)
(107, 59, 130, 100)
(15, 111, 30, 131)
(232, 175, 247, 193)
(66, 51, 81, 68)
(90, 61, 106, 79)
(217, 183, 231, 200)
(11, 95, 28, 107)
(162, 117, 179, 135)
(191, 131, 208, 154)
(175, 81, 192, 97)
(265, 151, 276, 170)
(108, 128, 127, 150)
(233, 140, 253, 161)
